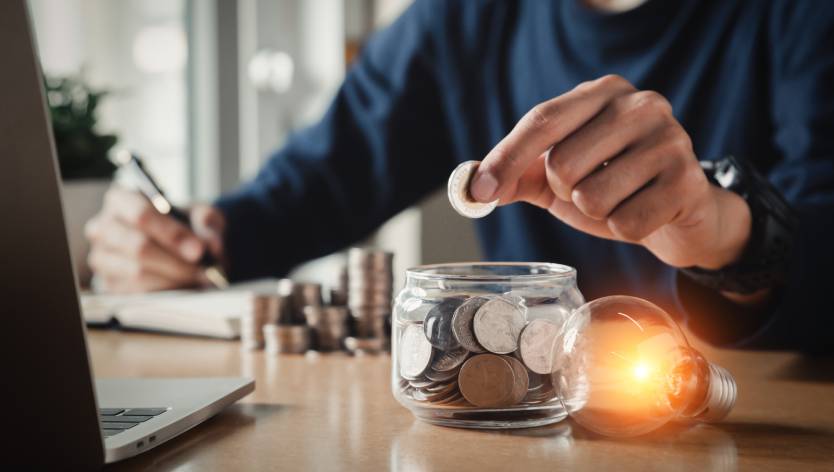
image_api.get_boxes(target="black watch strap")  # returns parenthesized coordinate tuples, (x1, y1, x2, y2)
(681, 155, 798, 294)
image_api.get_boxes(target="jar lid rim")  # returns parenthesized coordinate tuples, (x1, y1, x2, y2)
(405, 262, 576, 281)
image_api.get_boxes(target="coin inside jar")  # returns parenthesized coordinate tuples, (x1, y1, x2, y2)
(451, 296, 489, 353)
(473, 296, 527, 354)
(430, 346, 469, 372)
(458, 354, 516, 408)
(447, 161, 498, 218)
(518, 318, 562, 375)
(504, 355, 530, 405)
(400, 323, 434, 379)
(424, 297, 465, 350)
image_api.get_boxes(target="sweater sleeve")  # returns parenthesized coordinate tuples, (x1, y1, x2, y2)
(677, 0, 834, 352)
(214, 0, 454, 281)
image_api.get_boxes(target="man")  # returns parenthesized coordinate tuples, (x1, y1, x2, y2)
(85, 0, 834, 351)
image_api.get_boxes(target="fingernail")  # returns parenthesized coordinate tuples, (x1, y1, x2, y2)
(470, 171, 498, 202)
(180, 239, 203, 261)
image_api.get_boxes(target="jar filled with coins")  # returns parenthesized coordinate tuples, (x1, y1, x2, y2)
(392, 263, 584, 429)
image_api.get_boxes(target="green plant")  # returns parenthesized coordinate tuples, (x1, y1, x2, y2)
(44, 75, 118, 180)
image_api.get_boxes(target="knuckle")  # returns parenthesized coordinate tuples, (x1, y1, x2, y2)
(596, 74, 630, 90)
(571, 186, 607, 219)
(545, 148, 575, 189)
(668, 131, 694, 157)
(524, 103, 554, 131)
(631, 90, 671, 115)
(608, 214, 647, 242)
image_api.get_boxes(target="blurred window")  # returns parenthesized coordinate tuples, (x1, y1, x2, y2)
(29, 0, 190, 202)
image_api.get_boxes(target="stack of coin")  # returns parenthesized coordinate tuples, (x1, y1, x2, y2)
(240, 293, 279, 350)
(397, 294, 562, 408)
(329, 267, 349, 306)
(347, 248, 394, 349)
(290, 282, 323, 324)
(304, 305, 349, 351)
(263, 324, 311, 354)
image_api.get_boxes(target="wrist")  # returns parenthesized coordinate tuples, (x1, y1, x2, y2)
(697, 187, 752, 270)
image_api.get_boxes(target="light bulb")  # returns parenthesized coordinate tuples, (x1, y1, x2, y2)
(552, 295, 737, 437)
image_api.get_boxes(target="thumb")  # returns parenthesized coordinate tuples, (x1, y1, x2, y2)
(190, 205, 226, 259)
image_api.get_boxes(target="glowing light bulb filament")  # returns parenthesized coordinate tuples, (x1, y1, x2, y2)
(632, 362, 651, 381)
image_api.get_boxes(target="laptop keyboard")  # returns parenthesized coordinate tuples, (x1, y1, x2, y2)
(100, 408, 168, 437)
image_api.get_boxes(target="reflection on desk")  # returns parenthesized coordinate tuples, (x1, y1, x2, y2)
(88, 329, 834, 471)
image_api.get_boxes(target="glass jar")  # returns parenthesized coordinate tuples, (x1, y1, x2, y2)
(391, 263, 584, 429)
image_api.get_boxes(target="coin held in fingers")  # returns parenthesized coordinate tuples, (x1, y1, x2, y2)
(447, 161, 498, 218)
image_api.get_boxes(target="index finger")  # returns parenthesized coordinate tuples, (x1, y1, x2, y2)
(470, 75, 635, 203)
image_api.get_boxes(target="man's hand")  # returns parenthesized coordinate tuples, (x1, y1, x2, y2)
(470, 75, 752, 270)
(85, 187, 226, 293)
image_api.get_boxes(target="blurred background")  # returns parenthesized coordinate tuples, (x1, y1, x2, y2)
(29, 0, 481, 290)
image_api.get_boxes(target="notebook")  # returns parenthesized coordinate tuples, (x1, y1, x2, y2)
(81, 280, 280, 339)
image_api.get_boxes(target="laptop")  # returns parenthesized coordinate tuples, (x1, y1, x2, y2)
(0, 1, 254, 467)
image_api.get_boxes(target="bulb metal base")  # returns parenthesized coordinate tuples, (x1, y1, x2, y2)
(695, 363, 737, 422)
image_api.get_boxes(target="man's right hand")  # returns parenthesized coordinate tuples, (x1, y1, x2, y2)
(85, 187, 226, 293)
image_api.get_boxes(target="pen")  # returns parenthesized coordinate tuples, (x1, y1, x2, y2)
(112, 148, 230, 289)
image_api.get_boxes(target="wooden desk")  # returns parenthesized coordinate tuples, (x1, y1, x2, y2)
(89, 329, 834, 471)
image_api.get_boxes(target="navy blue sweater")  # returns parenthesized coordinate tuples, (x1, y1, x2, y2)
(216, 0, 834, 351)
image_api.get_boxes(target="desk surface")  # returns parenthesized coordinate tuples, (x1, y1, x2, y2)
(89, 329, 834, 471)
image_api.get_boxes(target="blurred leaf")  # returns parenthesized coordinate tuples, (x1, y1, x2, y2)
(43, 74, 118, 180)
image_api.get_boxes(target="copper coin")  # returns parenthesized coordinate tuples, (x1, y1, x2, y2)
(431, 346, 470, 372)
(473, 297, 526, 354)
(451, 296, 489, 353)
(399, 323, 433, 379)
(503, 355, 530, 406)
(518, 318, 561, 374)
(458, 354, 516, 408)
(424, 297, 466, 350)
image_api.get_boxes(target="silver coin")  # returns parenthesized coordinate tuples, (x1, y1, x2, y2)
(473, 296, 526, 354)
(435, 392, 464, 405)
(430, 346, 470, 372)
(423, 380, 456, 393)
(424, 297, 465, 350)
(447, 160, 498, 218)
(451, 296, 489, 353)
(409, 378, 437, 388)
(518, 318, 561, 374)
(424, 366, 460, 382)
(412, 382, 458, 403)
(399, 323, 434, 379)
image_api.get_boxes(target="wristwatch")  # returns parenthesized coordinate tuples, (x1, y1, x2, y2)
(681, 155, 798, 294)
